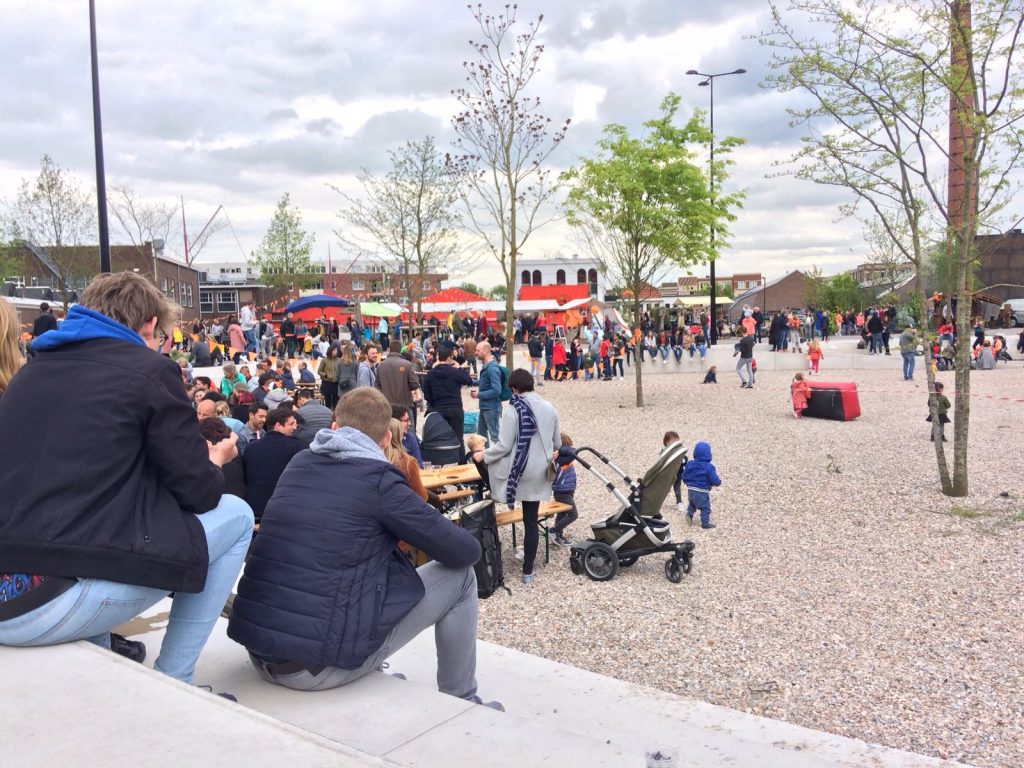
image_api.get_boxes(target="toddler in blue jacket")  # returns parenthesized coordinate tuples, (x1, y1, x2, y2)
(682, 441, 721, 529)
(550, 432, 578, 547)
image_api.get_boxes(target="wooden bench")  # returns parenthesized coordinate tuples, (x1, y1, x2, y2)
(496, 500, 572, 565)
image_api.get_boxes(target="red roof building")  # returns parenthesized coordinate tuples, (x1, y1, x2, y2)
(516, 283, 591, 302)
(421, 287, 489, 304)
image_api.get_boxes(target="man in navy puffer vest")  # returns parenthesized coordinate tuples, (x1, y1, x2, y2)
(228, 387, 503, 709)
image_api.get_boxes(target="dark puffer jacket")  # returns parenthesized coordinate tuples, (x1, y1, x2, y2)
(227, 427, 481, 669)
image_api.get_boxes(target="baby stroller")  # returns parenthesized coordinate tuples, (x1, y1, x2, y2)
(568, 441, 695, 583)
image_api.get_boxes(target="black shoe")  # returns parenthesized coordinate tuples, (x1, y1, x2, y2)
(552, 533, 571, 547)
(701, 523, 717, 530)
(110, 633, 146, 664)
(197, 685, 237, 702)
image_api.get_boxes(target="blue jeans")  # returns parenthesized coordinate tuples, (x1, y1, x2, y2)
(478, 407, 501, 445)
(250, 562, 479, 699)
(243, 328, 259, 353)
(902, 351, 916, 380)
(871, 333, 884, 353)
(0, 495, 253, 683)
(687, 489, 712, 526)
(673, 346, 683, 362)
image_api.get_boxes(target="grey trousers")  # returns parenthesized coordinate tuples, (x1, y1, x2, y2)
(736, 357, 754, 385)
(250, 562, 479, 699)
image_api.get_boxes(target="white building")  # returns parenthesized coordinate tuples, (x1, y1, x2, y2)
(514, 254, 604, 299)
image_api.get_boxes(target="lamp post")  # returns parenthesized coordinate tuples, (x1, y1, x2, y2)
(89, 0, 110, 273)
(686, 67, 745, 346)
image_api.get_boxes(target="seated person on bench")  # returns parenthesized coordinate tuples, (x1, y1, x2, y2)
(0, 272, 253, 686)
(227, 387, 503, 710)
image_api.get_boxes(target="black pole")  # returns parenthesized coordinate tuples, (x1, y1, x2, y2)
(686, 67, 746, 346)
(90, 0, 111, 273)
(708, 76, 717, 346)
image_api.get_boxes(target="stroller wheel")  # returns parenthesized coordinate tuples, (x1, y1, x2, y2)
(618, 555, 639, 568)
(569, 551, 584, 575)
(680, 554, 692, 574)
(665, 558, 683, 583)
(582, 542, 619, 582)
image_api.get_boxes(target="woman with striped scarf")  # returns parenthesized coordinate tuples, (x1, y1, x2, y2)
(471, 369, 561, 585)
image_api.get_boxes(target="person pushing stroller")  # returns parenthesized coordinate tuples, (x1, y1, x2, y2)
(683, 441, 721, 529)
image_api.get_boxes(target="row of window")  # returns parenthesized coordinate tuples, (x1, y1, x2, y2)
(521, 268, 598, 286)
(160, 277, 194, 308)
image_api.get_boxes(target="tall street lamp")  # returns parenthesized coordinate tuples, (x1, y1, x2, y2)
(686, 67, 745, 346)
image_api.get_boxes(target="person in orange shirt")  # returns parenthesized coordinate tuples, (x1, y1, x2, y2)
(791, 373, 811, 418)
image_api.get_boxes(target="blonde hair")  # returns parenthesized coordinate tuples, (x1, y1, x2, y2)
(465, 434, 486, 452)
(80, 272, 179, 336)
(334, 387, 392, 442)
(0, 299, 25, 394)
(215, 400, 231, 418)
(222, 363, 237, 379)
(383, 418, 408, 463)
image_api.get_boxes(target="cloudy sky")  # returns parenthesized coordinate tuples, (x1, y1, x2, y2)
(1, 0, 873, 289)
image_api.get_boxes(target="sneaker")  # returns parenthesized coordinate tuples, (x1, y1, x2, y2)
(522, 573, 534, 585)
(676, 502, 686, 512)
(197, 685, 238, 702)
(514, 546, 525, 560)
(469, 695, 506, 712)
(110, 633, 146, 664)
(701, 523, 717, 530)
(552, 533, 571, 547)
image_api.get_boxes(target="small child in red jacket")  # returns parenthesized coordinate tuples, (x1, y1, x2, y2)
(790, 372, 811, 418)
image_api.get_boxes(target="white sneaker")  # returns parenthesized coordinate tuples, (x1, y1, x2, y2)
(676, 502, 686, 512)
(514, 546, 525, 560)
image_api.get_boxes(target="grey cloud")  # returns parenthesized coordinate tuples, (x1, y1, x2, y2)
(264, 108, 299, 123)
(306, 117, 342, 136)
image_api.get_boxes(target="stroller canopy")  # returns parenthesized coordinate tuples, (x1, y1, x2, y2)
(638, 441, 688, 518)
(420, 411, 462, 466)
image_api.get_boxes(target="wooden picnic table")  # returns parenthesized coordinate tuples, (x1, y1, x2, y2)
(419, 463, 481, 491)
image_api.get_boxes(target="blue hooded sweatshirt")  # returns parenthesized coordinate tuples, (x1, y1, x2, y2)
(30, 304, 146, 352)
(682, 441, 721, 491)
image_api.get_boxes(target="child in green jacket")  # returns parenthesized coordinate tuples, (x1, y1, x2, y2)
(927, 382, 951, 442)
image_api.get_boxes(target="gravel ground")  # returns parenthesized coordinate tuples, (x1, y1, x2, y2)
(475, 363, 1024, 768)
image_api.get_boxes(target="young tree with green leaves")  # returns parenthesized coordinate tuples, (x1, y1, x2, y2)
(250, 193, 316, 294)
(563, 93, 742, 407)
(759, 0, 1024, 496)
(448, 5, 571, 369)
(334, 137, 464, 320)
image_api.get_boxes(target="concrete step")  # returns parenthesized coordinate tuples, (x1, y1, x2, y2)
(96, 596, 964, 768)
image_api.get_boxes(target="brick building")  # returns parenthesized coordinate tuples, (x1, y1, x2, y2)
(727, 270, 812, 322)
(975, 229, 1024, 302)
(2, 240, 201, 320)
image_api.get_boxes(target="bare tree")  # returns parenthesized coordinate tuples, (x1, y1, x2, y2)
(760, 0, 1024, 496)
(3, 155, 97, 302)
(334, 137, 465, 320)
(108, 184, 179, 259)
(448, 4, 570, 366)
(862, 218, 913, 293)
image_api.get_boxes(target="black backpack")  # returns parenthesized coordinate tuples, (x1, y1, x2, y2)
(459, 500, 508, 598)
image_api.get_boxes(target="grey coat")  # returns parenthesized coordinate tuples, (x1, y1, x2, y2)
(483, 392, 560, 504)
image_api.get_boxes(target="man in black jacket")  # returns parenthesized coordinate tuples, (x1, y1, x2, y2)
(0, 272, 253, 685)
(31, 302, 58, 338)
(242, 407, 304, 520)
(422, 345, 473, 462)
(228, 387, 501, 709)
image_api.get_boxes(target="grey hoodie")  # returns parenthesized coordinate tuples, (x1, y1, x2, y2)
(309, 426, 385, 463)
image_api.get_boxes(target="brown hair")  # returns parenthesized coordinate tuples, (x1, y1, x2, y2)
(0, 299, 25, 394)
(334, 386, 392, 441)
(663, 431, 680, 446)
(560, 431, 573, 447)
(80, 272, 179, 335)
